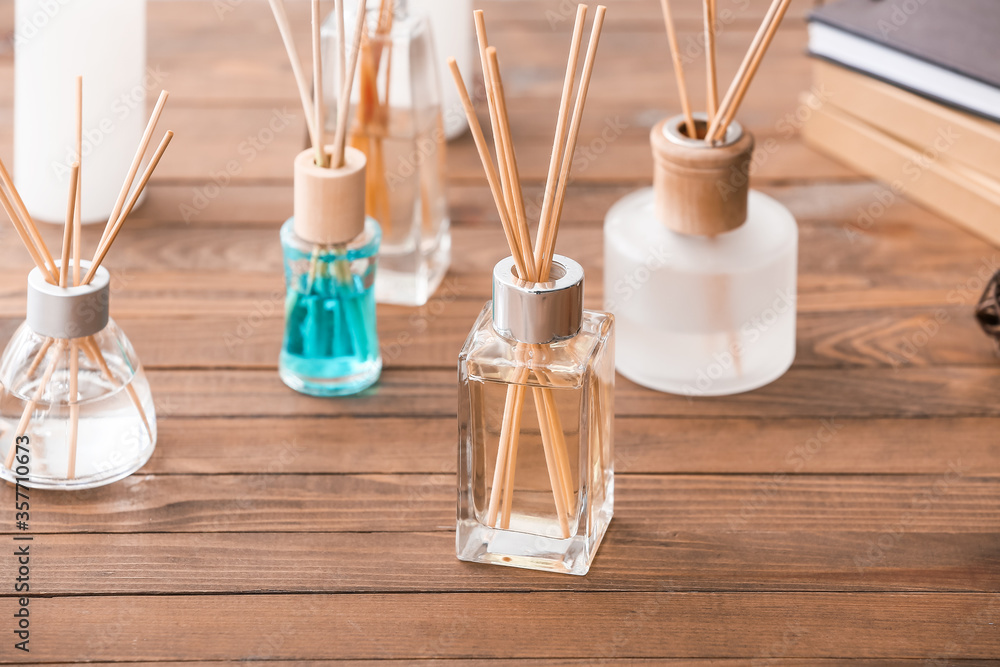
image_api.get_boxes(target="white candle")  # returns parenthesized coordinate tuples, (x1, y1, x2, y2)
(410, 0, 473, 140)
(14, 0, 147, 225)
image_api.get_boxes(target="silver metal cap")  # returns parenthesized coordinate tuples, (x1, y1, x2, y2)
(27, 261, 110, 339)
(492, 255, 584, 345)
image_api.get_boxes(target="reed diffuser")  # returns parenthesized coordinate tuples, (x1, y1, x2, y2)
(604, 0, 798, 397)
(452, 6, 614, 576)
(0, 80, 173, 489)
(270, 0, 382, 397)
(321, 0, 450, 307)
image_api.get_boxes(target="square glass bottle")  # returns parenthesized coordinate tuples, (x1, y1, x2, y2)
(457, 256, 614, 576)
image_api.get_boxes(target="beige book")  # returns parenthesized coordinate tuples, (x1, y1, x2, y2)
(801, 91, 1000, 248)
(813, 60, 1000, 179)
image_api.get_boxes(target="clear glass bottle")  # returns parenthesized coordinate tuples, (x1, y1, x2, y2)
(458, 256, 614, 576)
(604, 113, 798, 397)
(409, 0, 474, 140)
(322, 0, 451, 307)
(0, 261, 157, 489)
(280, 146, 382, 397)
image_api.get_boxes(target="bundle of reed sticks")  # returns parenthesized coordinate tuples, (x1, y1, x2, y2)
(450, 5, 606, 539)
(658, 0, 792, 378)
(660, 0, 794, 142)
(268, 0, 366, 173)
(269, 0, 368, 310)
(1, 79, 173, 478)
(351, 0, 394, 231)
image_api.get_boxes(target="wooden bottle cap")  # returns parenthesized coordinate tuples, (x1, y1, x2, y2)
(651, 112, 755, 236)
(293, 146, 367, 245)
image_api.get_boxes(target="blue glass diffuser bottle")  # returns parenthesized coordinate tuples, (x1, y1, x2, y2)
(280, 145, 382, 396)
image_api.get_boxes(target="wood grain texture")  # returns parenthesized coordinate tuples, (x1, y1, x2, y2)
(11, 473, 995, 535)
(0, 0, 995, 663)
(134, 416, 1000, 476)
(124, 367, 1000, 419)
(16, 593, 1000, 662)
(18, 531, 1000, 595)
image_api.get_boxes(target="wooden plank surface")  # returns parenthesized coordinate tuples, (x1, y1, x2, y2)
(0, 0, 997, 664)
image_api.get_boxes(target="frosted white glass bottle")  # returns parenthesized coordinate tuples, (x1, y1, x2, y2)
(14, 0, 147, 224)
(604, 113, 798, 396)
(410, 0, 474, 139)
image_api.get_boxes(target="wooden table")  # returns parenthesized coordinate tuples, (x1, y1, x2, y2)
(2, 0, 998, 663)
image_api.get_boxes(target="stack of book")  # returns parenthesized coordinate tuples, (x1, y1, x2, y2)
(802, 0, 1000, 246)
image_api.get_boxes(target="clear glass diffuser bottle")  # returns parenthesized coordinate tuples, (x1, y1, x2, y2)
(458, 256, 614, 576)
(409, 0, 473, 140)
(604, 113, 798, 397)
(322, 0, 450, 307)
(0, 261, 157, 489)
(280, 146, 382, 397)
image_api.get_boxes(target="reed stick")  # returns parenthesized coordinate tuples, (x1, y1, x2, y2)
(85, 132, 174, 285)
(459, 6, 606, 537)
(536, 4, 606, 279)
(267, 0, 320, 151)
(450, 63, 539, 528)
(659, 0, 696, 138)
(311, 0, 328, 168)
(485, 48, 533, 272)
(67, 341, 79, 478)
(332, 0, 368, 168)
(536, 5, 587, 256)
(60, 164, 80, 288)
(335, 0, 346, 98)
(473, 12, 515, 239)
(74, 76, 83, 286)
(0, 159, 56, 283)
(27, 339, 54, 377)
(350, 1, 394, 230)
(0, 183, 53, 281)
(102, 90, 170, 249)
(707, 0, 792, 142)
(82, 336, 152, 440)
(447, 59, 520, 263)
(4, 340, 64, 469)
(704, 0, 718, 119)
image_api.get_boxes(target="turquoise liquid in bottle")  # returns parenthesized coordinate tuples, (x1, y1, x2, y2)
(279, 217, 382, 396)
